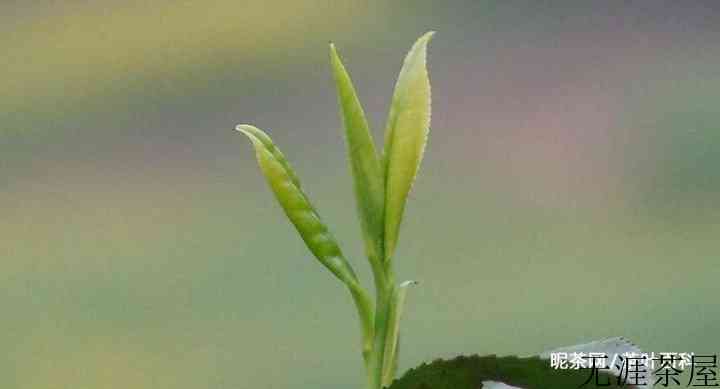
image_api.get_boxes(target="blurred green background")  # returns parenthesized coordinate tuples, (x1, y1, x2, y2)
(2, 1, 719, 388)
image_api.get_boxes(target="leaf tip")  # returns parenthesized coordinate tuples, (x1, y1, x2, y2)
(411, 31, 435, 57)
(421, 30, 436, 41)
(235, 124, 266, 148)
(328, 42, 342, 67)
(235, 124, 253, 136)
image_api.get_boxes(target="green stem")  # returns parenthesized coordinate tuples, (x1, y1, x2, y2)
(348, 282, 375, 366)
(367, 269, 395, 389)
(381, 280, 415, 385)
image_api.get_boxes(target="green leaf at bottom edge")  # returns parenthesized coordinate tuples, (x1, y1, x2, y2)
(388, 355, 636, 389)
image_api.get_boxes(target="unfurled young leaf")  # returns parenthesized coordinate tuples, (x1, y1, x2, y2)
(236, 124, 375, 360)
(236, 124, 357, 283)
(329, 43, 386, 267)
(382, 31, 434, 262)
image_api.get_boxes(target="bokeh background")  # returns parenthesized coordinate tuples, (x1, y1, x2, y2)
(2, 1, 719, 388)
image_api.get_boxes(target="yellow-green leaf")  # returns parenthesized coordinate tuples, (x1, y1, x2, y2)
(329, 43, 386, 268)
(236, 124, 375, 361)
(382, 31, 434, 262)
(236, 124, 358, 284)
